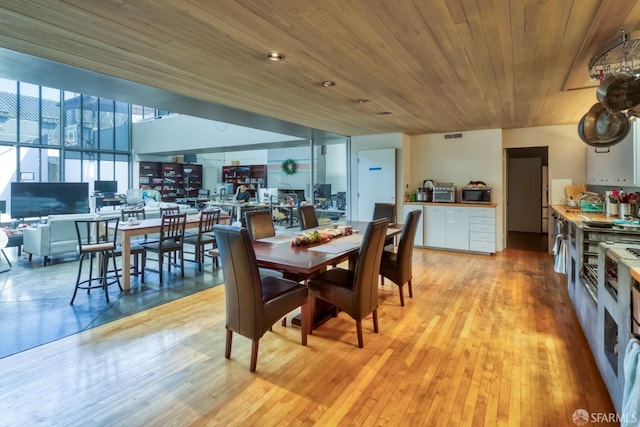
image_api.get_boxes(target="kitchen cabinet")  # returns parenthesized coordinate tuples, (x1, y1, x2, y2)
(402, 204, 424, 246)
(586, 120, 639, 185)
(421, 204, 495, 254)
(468, 208, 496, 253)
(445, 207, 470, 251)
(425, 205, 446, 248)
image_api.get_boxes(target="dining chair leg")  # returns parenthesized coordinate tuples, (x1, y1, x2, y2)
(308, 296, 315, 335)
(408, 279, 413, 298)
(141, 251, 146, 284)
(250, 340, 259, 372)
(356, 319, 364, 348)
(111, 251, 123, 292)
(372, 309, 379, 333)
(225, 328, 233, 359)
(158, 251, 164, 284)
(399, 286, 405, 306)
(100, 252, 110, 303)
(300, 301, 308, 346)
(180, 249, 184, 277)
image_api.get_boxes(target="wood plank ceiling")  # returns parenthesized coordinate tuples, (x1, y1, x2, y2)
(0, 0, 639, 137)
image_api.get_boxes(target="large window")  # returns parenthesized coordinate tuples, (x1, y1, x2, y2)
(0, 80, 133, 221)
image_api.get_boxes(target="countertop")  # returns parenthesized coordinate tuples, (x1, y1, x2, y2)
(551, 205, 610, 223)
(404, 201, 497, 208)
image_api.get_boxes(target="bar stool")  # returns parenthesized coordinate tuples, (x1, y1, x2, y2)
(71, 217, 122, 305)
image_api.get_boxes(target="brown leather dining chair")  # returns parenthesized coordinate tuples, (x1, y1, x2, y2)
(142, 213, 186, 284)
(183, 208, 220, 271)
(307, 218, 389, 348)
(298, 205, 319, 230)
(373, 202, 396, 248)
(244, 210, 276, 240)
(372, 203, 396, 223)
(379, 209, 422, 306)
(213, 224, 309, 372)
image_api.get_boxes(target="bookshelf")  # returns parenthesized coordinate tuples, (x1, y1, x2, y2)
(222, 165, 267, 196)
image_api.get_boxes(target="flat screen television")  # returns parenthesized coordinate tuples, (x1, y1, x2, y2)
(94, 180, 118, 195)
(11, 182, 90, 219)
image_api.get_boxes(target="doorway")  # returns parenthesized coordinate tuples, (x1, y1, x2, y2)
(356, 148, 396, 221)
(506, 147, 549, 252)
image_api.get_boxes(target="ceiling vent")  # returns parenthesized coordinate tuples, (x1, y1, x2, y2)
(444, 133, 463, 140)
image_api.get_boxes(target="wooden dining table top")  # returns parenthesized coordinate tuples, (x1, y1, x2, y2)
(216, 221, 401, 278)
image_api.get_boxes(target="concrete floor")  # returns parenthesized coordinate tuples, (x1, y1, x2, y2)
(0, 244, 225, 359)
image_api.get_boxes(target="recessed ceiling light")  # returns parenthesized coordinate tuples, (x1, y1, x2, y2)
(355, 99, 370, 104)
(266, 52, 285, 62)
(321, 80, 336, 87)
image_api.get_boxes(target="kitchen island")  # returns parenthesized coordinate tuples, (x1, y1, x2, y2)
(551, 205, 640, 413)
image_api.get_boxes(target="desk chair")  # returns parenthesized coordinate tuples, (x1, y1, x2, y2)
(213, 225, 309, 372)
(71, 218, 122, 304)
(379, 209, 422, 306)
(307, 219, 389, 348)
(125, 188, 143, 207)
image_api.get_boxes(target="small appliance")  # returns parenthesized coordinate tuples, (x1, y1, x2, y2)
(432, 183, 456, 203)
(461, 187, 492, 204)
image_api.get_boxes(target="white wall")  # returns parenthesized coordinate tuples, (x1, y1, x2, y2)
(411, 129, 504, 250)
(268, 147, 310, 192)
(503, 124, 586, 187)
(132, 115, 302, 154)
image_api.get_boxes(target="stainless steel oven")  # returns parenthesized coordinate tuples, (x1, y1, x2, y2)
(432, 185, 456, 203)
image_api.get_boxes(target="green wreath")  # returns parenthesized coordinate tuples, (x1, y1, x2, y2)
(281, 158, 297, 175)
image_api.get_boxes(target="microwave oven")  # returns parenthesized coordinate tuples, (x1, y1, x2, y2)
(461, 187, 492, 204)
(432, 185, 456, 203)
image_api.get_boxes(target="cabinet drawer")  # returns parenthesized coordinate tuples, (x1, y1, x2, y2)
(469, 223, 494, 233)
(470, 240, 495, 253)
(469, 216, 496, 226)
(467, 208, 496, 218)
(469, 231, 495, 243)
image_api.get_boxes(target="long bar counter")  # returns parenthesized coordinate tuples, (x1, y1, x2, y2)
(551, 204, 640, 413)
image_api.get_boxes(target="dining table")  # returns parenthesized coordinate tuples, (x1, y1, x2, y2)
(111, 212, 229, 290)
(213, 220, 402, 327)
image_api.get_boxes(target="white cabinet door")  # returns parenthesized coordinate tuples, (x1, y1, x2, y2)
(445, 207, 470, 251)
(425, 205, 446, 248)
(401, 204, 424, 246)
(586, 123, 638, 185)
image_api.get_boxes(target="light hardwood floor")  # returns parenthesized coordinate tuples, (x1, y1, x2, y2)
(0, 248, 616, 426)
